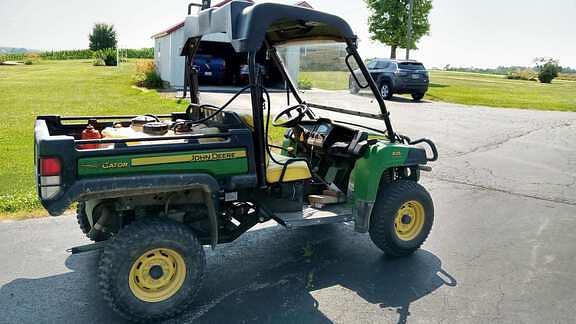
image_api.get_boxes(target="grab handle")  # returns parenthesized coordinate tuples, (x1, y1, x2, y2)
(409, 138, 438, 162)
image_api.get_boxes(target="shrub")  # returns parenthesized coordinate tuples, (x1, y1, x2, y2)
(92, 58, 106, 66)
(298, 77, 313, 90)
(93, 48, 117, 66)
(505, 69, 537, 81)
(538, 63, 560, 83)
(534, 57, 560, 84)
(133, 60, 163, 88)
(23, 53, 40, 65)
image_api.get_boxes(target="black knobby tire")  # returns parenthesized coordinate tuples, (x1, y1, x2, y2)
(411, 92, 425, 101)
(98, 218, 206, 322)
(76, 202, 110, 242)
(369, 180, 434, 257)
(76, 203, 91, 235)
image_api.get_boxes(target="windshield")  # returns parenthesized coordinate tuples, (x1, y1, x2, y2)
(398, 62, 426, 70)
(275, 42, 386, 123)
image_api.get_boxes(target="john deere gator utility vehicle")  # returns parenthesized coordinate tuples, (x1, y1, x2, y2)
(34, 1, 438, 321)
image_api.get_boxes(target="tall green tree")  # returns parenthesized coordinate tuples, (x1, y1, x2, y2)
(89, 23, 117, 51)
(366, 0, 432, 59)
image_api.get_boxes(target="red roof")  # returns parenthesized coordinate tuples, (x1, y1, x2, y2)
(213, 0, 253, 7)
(152, 0, 312, 39)
(152, 21, 185, 39)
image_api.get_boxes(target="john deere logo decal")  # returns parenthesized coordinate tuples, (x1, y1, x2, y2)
(79, 150, 246, 174)
(131, 151, 246, 166)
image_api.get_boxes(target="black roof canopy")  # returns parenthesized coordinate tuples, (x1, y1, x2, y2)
(181, 0, 356, 54)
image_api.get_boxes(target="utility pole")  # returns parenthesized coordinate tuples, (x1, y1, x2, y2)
(405, 0, 414, 60)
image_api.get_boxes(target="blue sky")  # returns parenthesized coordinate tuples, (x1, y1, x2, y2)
(1, 0, 574, 68)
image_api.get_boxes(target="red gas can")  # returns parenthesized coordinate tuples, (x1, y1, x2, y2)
(79, 119, 102, 150)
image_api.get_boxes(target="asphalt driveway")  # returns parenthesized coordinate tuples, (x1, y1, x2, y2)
(1, 92, 575, 323)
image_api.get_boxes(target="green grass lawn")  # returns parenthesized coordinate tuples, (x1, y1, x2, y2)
(0, 60, 189, 216)
(300, 70, 576, 111)
(0, 60, 286, 218)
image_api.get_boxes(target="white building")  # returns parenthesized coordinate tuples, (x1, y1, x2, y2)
(152, 0, 311, 89)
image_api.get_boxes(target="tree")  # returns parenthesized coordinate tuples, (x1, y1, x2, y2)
(89, 23, 117, 51)
(366, 0, 432, 59)
(534, 57, 560, 83)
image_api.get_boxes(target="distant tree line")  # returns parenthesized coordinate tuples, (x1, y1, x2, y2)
(1, 48, 154, 63)
(299, 44, 349, 72)
(444, 58, 574, 84)
(443, 64, 575, 76)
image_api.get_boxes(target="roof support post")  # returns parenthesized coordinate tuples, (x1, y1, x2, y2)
(248, 52, 268, 187)
(345, 38, 395, 142)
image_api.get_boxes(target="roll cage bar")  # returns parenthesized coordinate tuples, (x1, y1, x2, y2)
(183, 0, 397, 187)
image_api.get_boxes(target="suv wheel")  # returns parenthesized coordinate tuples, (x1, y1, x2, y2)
(349, 78, 360, 94)
(380, 82, 393, 100)
(411, 92, 425, 101)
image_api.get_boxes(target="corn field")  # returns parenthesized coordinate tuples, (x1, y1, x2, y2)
(1, 48, 154, 63)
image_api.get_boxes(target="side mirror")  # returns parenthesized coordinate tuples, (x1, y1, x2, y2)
(345, 54, 369, 89)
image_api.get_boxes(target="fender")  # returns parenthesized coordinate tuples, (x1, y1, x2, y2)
(43, 173, 220, 216)
(50, 174, 222, 248)
(349, 141, 427, 233)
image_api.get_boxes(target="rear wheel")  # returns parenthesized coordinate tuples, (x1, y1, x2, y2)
(380, 82, 393, 100)
(411, 92, 425, 101)
(369, 180, 434, 257)
(76, 202, 110, 242)
(98, 218, 205, 322)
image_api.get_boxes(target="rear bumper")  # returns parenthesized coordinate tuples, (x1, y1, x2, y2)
(393, 82, 429, 94)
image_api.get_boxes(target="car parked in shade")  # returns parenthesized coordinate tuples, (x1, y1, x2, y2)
(350, 59, 429, 101)
(193, 54, 226, 84)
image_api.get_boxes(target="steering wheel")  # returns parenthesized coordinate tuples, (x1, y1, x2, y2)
(272, 104, 309, 128)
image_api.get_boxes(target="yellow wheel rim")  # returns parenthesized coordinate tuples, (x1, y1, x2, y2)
(394, 200, 426, 241)
(129, 248, 186, 303)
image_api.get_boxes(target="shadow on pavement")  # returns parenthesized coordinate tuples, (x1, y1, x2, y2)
(0, 224, 455, 324)
(356, 91, 430, 104)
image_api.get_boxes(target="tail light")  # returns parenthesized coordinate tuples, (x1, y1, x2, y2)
(39, 157, 62, 199)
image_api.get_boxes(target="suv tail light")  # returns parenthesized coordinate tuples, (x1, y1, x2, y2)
(39, 157, 62, 199)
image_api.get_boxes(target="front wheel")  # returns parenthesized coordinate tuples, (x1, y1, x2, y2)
(369, 180, 434, 257)
(98, 218, 206, 322)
